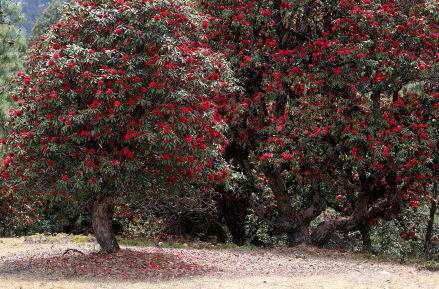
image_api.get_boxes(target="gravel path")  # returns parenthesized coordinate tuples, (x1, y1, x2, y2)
(0, 237, 437, 289)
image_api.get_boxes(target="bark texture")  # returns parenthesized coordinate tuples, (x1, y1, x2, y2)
(216, 193, 249, 245)
(424, 181, 437, 259)
(92, 197, 120, 253)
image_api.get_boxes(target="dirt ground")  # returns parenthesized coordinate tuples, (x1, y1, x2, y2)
(0, 236, 437, 289)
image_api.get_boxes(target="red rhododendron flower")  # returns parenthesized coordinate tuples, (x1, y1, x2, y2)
(121, 147, 134, 159)
(259, 153, 273, 160)
(114, 100, 122, 108)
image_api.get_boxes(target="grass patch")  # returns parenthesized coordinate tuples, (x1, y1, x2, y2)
(117, 237, 258, 251)
(118, 237, 153, 247)
(352, 251, 392, 262)
(22, 233, 95, 244)
(71, 234, 95, 244)
(423, 260, 439, 272)
(352, 250, 439, 271)
(22, 233, 68, 244)
(118, 238, 188, 249)
(210, 242, 258, 251)
(210, 242, 241, 250)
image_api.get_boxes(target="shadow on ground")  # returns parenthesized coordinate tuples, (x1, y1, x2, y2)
(0, 249, 212, 282)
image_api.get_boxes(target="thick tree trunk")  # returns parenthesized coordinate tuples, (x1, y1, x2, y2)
(311, 216, 356, 246)
(291, 189, 327, 243)
(424, 181, 437, 259)
(311, 190, 369, 246)
(221, 140, 257, 245)
(216, 193, 249, 245)
(311, 191, 369, 246)
(92, 197, 120, 254)
(271, 188, 327, 244)
(310, 184, 401, 248)
(360, 223, 373, 252)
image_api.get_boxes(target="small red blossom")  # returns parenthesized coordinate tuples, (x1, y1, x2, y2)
(89, 99, 102, 109)
(114, 27, 123, 35)
(1, 171, 10, 180)
(200, 101, 212, 111)
(114, 100, 122, 108)
(148, 81, 160, 89)
(260, 8, 272, 17)
(121, 147, 134, 159)
(333, 67, 342, 75)
(161, 153, 172, 160)
(78, 130, 91, 138)
(259, 152, 273, 160)
(373, 71, 386, 83)
(9, 109, 23, 117)
(409, 200, 420, 209)
(382, 146, 390, 158)
(3, 155, 12, 168)
(84, 159, 94, 169)
(281, 152, 293, 161)
(280, 1, 294, 9)
(123, 130, 140, 141)
(208, 71, 220, 81)
(184, 135, 193, 143)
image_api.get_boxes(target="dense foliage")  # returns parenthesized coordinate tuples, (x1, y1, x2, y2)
(1, 0, 238, 251)
(201, 0, 437, 247)
(0, 0, 27, 234)
(0, 0, 26, 112)
(1, 0, 437, 257)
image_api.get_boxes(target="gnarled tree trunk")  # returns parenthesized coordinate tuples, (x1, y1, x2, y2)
(424, 181, 437, 259)
(92, 197, 120, 253)
(311, 190, 370, 247)
(360, 223, 373, 252)
(311, 216, 356, 246)
(270, 188, 327, 244)
(216, 193, 249, 245)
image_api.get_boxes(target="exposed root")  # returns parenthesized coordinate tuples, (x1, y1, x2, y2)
(62, 248, 86, 257)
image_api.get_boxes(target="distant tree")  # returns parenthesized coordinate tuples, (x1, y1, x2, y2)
(1, 0, 237, 253)
(0, 0, 26, 115)
(31, 0, 65, 40)
(19, 0, 52, 33)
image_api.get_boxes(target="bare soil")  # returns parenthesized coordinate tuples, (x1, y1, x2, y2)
(0, 235, 437, 289)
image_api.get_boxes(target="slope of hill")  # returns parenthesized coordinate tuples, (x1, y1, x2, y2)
(17, 0, 51, 32)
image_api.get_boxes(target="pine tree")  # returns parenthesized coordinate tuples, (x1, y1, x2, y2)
(0, 0, 26, 116)
(31, 0, 65, 40)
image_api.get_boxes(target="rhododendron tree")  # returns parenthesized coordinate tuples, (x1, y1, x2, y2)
(201, 0, 437, 247)
(1, 0, 237, 253)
